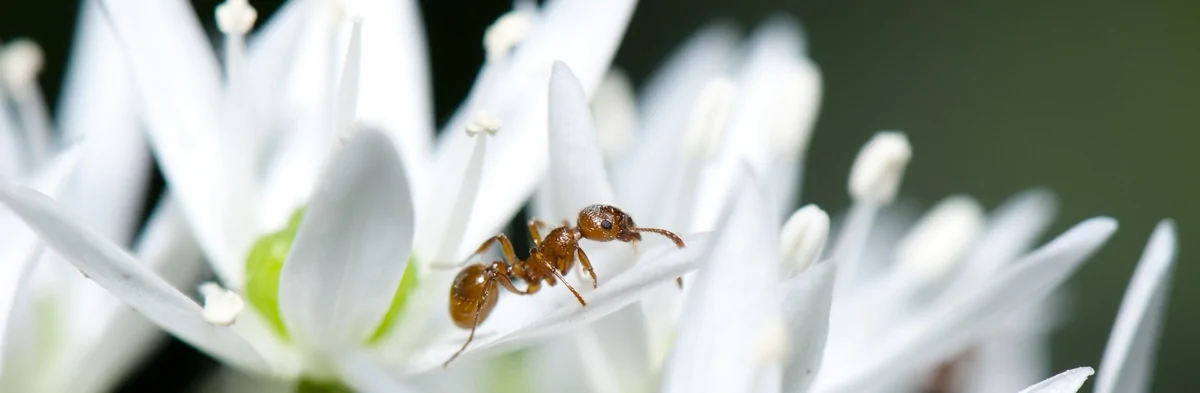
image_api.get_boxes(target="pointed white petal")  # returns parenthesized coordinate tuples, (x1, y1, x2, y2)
(781, 261, 836, 393)
(355, 0, 435, 193)
(1018, 367, 1095, 393)
(0, 249, 42, 392)
(406, 235, 708, 374)
(241, 0, 314, 143)
(952, 188, 1058, 289)
(57, 0, 148, 246)
(614, 24, 739, 224)
(816, 218, 1117, 392)
(662, 179, 781, 393)
(99, 0, 254, 285)
(432, 0, 637, 256)
(278, 130, 415, 349)
(1094, 220, 1177, 393)
(0, 185, 268, 373)
(544, 62, 616, 220)
(576, 308, 651, 393)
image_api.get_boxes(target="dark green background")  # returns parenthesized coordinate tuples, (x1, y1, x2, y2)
(2, 0, 1195, 391)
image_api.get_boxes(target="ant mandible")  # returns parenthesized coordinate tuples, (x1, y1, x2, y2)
(443, 204, 686, 367)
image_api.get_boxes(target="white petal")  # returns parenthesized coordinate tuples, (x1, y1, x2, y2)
(0, 185, 268, 373)
(335, 351, 423, 393)
(99, 0, 255, 286)
(576, 308, 651, 393)
(613, 24, 738, 225)
(1018, 367, 1095, 393)
(1094, 220, 1177, 393)
(544, 61, 616, 220)
(0, 248, 42, 392)
(405, 235, 708, 374)
(781, 261, 837, 393)
(241, 0, 313, 143)
(57, 0, 149, 246)
(278, 130, 415, 349)
(355, 0, 435, 194)
(815, 218, 1118, 392)
(662, 179, 781, 393)
(951, 188, 1059, 289)
(432, 0, 637, 257)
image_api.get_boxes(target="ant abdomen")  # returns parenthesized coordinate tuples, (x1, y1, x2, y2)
(449, 264, 499, 329)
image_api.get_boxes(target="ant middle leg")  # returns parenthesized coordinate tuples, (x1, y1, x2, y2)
(574, 247, 598, 289)
(468, 234, 521, 266)
(534, 255, 586, 307)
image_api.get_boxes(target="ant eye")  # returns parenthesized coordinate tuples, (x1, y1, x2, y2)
(601, 220, 612, 230)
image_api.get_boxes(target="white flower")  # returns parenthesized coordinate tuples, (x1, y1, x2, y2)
(0, 0, 718, 391)
(0, 3, 205, 392)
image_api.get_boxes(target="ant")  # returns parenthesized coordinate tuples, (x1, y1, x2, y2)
(443, 204, 686, 367)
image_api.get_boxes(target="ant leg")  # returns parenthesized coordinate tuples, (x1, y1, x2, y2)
(468, 234, 522, 267)
(574, 247, 598, 289)
(444, 281, 495, 368)
(543, 260, 586, 307)
(527, 219, 547, 247)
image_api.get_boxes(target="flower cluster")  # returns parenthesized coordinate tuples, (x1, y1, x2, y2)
(0, 0, 1178, 393)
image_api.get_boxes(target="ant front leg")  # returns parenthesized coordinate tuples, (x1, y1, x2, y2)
(574, 247, 598, 289)
(527, 219, 549, 247)
(468, 234, 521, 267)
(535, 254, 586, 307)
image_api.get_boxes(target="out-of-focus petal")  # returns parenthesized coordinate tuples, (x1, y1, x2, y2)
(1094, 220, 1177, 393)
(99, 0, 255, 286)
(544, 62, 616, 219)
(815, 217, 1117, 392)
(662, 178, 781, 393)
(0, 185, 268, 373)
(781, 261, 836, 393)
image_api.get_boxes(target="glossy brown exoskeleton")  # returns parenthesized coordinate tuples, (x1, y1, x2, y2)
(443, 204, 686, 367)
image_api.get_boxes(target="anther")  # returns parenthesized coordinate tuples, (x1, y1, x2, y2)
(466, 109, 501, 136)
(0, 39, 44, 92)
(895, 195, 985, 284)
(199, 282, 245, 326)
(483, 11, 533, 63)
(769, 60, 821, 155)
(215, 0, 258, 36)
(780, 204, 830, 275)
(848, 131, 911, 204)
(684, 77, 736, 160)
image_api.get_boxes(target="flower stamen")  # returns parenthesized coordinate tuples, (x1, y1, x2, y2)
(0, 39, 52, 164)
(199, 282, 246, 326)
(780, 204, 830, 276)
(483, 11, 534, 63)
(215, 0, 257, 84)
(895, 195, 984, 285)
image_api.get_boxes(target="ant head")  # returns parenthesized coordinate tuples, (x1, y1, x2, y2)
(577, 204, 640, 243)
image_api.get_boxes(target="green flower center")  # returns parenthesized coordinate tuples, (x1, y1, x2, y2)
(244, 207, 420, 343)
(295, 379, 353, 393)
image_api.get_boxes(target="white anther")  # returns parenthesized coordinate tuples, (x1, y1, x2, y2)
(592, 69, 637, 156)
(895, 195, 985, 284)
(780, 204, 830, 275)
(0, 39, 44, 91)
(199, 282, 245, 326)
(769, 60, 821, 155)
(848, 131, 911, 203)
(215, 0, 258, 35)
(465, 109, 501, 136)
(483, 11, 533, 63)
(684, 77, 736, 159)
(754, 317, 791, 365)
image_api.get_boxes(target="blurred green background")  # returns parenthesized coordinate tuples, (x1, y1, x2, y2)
(2, 0, 1196, 391)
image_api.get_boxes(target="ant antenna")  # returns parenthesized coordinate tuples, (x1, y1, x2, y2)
(635, 227, 686, 248)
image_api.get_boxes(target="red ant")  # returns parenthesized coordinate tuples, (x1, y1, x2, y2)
(443, 204, 685, 367)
